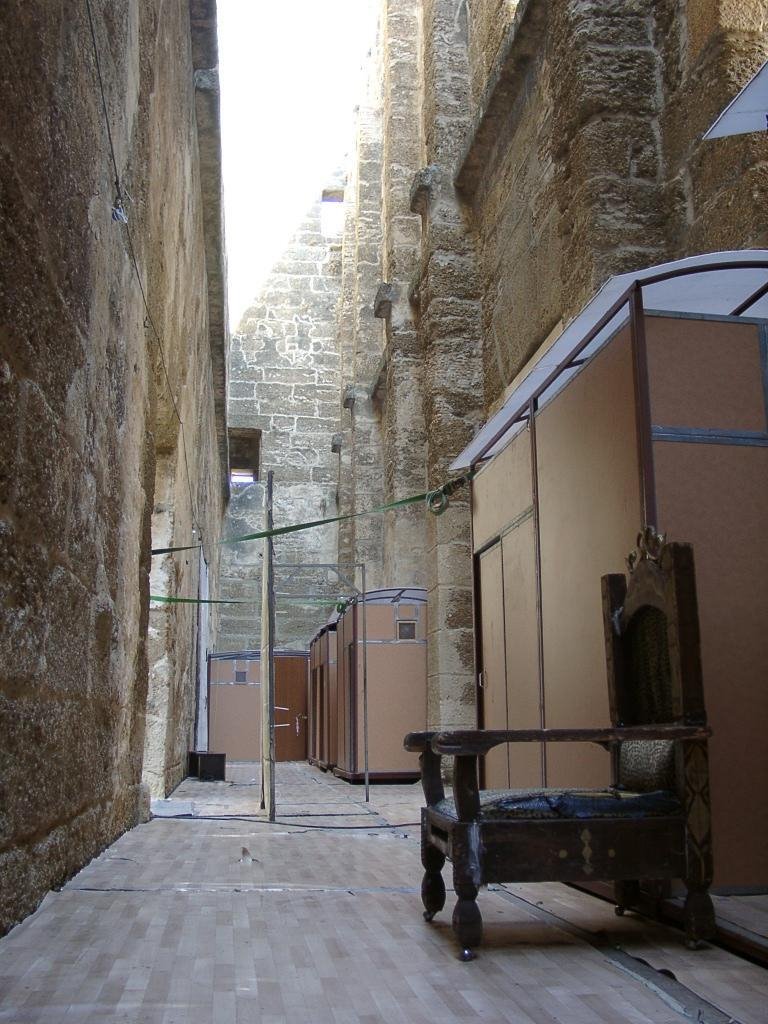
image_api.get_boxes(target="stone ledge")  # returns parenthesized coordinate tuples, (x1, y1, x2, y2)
(342, 384, 370, 410)
(373, 282, 397, 319)
(455, 0, 547, 197)
(409, 164, 440, 214)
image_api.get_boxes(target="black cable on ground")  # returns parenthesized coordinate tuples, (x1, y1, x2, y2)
(152, 813, 419, 831)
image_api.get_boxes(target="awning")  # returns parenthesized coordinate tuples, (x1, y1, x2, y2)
(451, 251, 768, 471)
(704, 59, 768, 139)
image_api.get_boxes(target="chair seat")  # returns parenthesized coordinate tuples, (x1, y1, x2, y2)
(434, 787, 682, 821)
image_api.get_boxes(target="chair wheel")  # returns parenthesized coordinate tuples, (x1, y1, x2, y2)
(423, 910, 436, 922)
(615, 906, 626, 916)
(459, 948, 476, 962)
(685, 938, 706, 951)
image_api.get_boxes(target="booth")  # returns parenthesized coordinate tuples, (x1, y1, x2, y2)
(452, 252, 768, 890)
(308, 621, 338, 771)
(330, 588, 428, 782)
(208, 651, 309, 762)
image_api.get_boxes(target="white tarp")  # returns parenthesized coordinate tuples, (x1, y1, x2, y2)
(704, 59, 768, 139)
(451, 251, 768, 471)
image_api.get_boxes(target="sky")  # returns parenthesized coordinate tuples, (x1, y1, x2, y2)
(217, 1, 378, 329)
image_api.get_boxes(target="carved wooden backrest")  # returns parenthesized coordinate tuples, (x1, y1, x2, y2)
(619, 606, 676, 791)
(603, 530, 707, 794)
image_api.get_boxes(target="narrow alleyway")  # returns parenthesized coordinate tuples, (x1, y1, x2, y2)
(0, 764, 765, 1024)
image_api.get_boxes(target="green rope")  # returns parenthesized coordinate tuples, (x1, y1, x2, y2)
(151, 470, 474, 557)
(149, 594, 345, 608)
(149, 595, 253, 605)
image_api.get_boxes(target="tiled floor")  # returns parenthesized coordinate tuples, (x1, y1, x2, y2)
(0, 762, 766, 1023)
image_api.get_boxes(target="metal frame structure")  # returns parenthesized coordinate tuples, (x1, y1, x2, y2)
(457, 253, 768, 788)
(273, 561, 371, 800)
(454, 253, 768, 472)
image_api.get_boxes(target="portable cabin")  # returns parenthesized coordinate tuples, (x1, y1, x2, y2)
(334, 588, 427, 782)
(452, 252, 768, 891)
(208, 650, 309, 762)
(308, 632, 321, 765)
(308, 619, 338, 771)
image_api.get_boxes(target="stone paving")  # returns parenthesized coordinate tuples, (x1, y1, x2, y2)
(0, 762, 766, 1023)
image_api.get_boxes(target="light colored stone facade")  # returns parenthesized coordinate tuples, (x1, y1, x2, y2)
(459, 0, 768, 409)
(337, 67, 388, 592)
(337, 0, 768, 736)
(377, 0, 430, 588)
(0, 0, 228, 931)
(218, 192, 345, 652)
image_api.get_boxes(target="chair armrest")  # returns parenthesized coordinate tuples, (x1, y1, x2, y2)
(404, 731, 437, 753)
(432, 724, 710, 756)
(404, 732, 445, 806)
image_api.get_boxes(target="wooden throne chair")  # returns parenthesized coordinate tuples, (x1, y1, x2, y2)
(405, 532, 715, 960)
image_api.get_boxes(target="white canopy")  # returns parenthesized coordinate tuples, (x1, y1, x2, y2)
(704, 60, 768, 139)
(451, 251, 768, 471)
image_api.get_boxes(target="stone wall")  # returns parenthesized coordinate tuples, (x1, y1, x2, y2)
(458, 0, 768, 408)
(142, 0, 229, 801)
(655, 0, 768, 256)
(414, 0, 485, 731)
(336, 57, 388, 592)
(0, 0, 227, 932)
(467, 0, 519, 112)
(377, 0, 429, 588)
(336, 0, 768, 745)
(218, 194, 344, 653)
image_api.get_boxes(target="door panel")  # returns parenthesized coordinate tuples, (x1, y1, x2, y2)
(275, 658, 309, 761)
(502, 520, 542, 786)
(478, 543, 509, 788)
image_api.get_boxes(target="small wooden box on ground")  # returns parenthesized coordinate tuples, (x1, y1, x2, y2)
(188, 751, 226, 781)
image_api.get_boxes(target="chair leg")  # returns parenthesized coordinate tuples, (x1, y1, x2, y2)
(683, 886, 716, 949)
(452, 882, 482, 961)
(614, 879, 640, 916)
(421, 843, 446, 921)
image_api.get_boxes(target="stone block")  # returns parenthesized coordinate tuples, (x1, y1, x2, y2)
(229, 381, 256, 399)
(425, 251, 481, 300)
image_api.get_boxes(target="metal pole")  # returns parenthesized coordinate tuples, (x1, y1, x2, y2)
(260, 471, 276, 821)
(361, 562, 369, 802)
(629, 284, 658, 528)
(529, 399, 546, 788)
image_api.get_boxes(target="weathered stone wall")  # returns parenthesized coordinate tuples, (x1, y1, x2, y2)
(338, 0, 483, 731)
(467, 0, 519, 112)
(0, 0, 227, 931)
(142, 1, 229, 801)
(377, 0, 429, 588)
(336, 59, 388, 591)
(218, 195, 344, 652)
(655, 0, 768, 256)
(416, 0, 484, 730)
(461, 1, 558, 406)
(459, 0, 768, 408)
(326, 0, 768, 749)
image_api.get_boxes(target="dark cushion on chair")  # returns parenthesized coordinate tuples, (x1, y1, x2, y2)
(434, 787, 682, 821)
